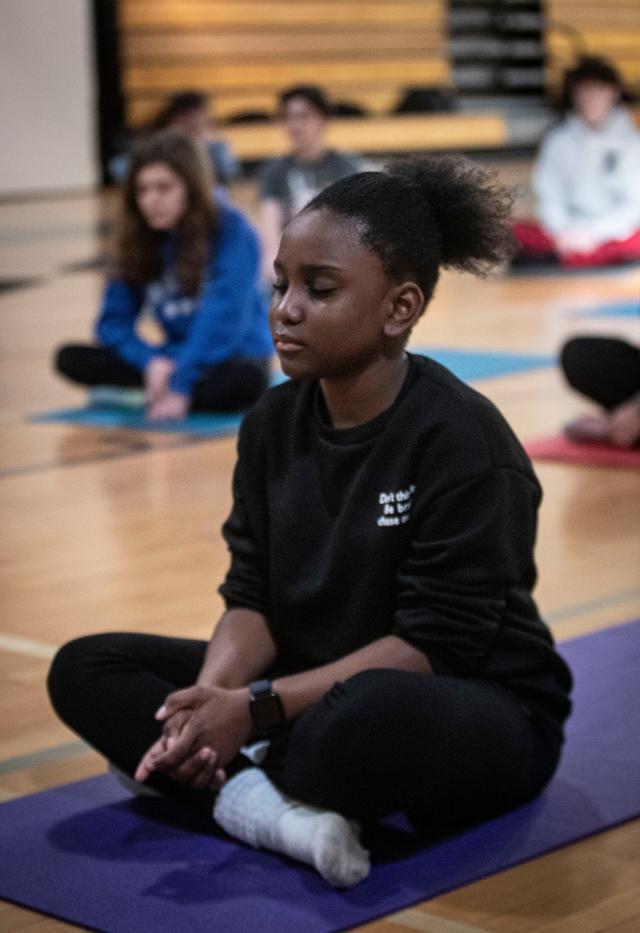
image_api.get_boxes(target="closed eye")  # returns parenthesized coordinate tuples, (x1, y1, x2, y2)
(272, 280, 336, 299)
(308, 286, 336, 298)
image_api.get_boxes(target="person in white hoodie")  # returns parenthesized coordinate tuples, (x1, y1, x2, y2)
(515, 58, 640, 267)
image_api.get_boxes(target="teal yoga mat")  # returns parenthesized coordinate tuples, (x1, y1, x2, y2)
(30, 348, 553, 437)
(572, 300, 639, 319)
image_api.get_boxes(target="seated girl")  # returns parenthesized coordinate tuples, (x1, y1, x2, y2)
(514, 57, 640, 268)
(55, 131, 272, 420)
(49, 156, 572, 887)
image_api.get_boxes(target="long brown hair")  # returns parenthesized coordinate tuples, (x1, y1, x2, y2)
(114, 131, 217, 295)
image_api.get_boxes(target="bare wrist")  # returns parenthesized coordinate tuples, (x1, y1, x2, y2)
(196, 669, 244, 690)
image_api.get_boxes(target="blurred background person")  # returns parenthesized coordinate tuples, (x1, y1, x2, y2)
(55, 131, 271, 421)
(561, 336, 640, 448)
(258, 85, 362, 282)
(513, 57, 640, 267)
(109, 91, 240, 191)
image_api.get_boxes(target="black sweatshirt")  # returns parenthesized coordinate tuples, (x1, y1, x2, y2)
(220, 354, 572, 735)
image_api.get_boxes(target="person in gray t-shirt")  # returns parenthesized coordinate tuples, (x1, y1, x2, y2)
(258, 85, 361, 281)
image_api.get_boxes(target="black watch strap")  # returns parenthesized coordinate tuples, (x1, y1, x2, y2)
(249, 679, 285, 736)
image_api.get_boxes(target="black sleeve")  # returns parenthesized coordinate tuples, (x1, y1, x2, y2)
(218, 415, 270, 615)
(392, 468, 540, 675)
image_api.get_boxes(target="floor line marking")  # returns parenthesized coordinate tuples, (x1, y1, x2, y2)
(392, 908, 487, 933)
(548, 588, 640, 625)
(0, 433, 213, 479)
(0, 634, 58, 660)
(0, 741, 90, 776)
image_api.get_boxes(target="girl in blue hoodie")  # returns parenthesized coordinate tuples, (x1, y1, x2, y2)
(55, 131, 272, 420)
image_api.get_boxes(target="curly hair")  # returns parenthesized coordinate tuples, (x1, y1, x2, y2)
(114, 130, 217, 296)
(303, 155, 515, 310)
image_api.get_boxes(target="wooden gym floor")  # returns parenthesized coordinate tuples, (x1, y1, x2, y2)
(0, 163, 639, 932)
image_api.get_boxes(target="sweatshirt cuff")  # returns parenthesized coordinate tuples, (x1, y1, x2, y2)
(119, 343, 158, 372)
(169, 369, 196, 396)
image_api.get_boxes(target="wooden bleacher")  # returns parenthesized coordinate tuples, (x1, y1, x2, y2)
(116, 0, 508, 158)
(544, 0, 640, 96)
(118, 0, 640, 160)
(223, 113, 508, 161)
(119, 0, 450, 125)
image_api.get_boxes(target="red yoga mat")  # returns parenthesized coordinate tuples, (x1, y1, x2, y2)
(525, 434, 640, 469)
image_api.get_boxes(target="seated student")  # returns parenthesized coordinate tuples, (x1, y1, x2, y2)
(49, 157, 572, 887)
(561, 336, 640, 447)
(55, 131, 272, 420)
(258, 85, 362, 281)
(109, 91, 240, 189)
(514, 57, 640, 267)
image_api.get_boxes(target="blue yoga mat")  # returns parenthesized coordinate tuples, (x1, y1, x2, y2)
(572, 300, 640, 319)
(0, 619, 638, 933)
(30, 348, 553, 436)
(413, 347, 553, 381)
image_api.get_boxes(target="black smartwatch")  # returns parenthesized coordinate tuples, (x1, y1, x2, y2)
(249, 679, 285, 736)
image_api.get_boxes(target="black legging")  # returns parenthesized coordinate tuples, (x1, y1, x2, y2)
(560, 336, 640, 411)
(47, 633, 562, 831)
(55, 344, 270, 413)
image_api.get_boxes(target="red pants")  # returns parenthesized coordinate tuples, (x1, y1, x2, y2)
(513, 221, 640, 268)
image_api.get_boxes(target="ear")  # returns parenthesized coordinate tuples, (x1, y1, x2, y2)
(383, 282, 425, 339)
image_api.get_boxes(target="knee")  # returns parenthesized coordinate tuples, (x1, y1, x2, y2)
(292, 669, 408, 768)
(54, 344, 88, 382)
(318, 669, 388, 724)
(278, 669, 427, 814)
(47, 636, 89, 711)
(560, 336, 590, 374)
(54, 344, 73, 378)
(47, 633, 113, 720)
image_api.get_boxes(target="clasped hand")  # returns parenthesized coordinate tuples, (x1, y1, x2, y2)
(144, 356, 189, 421)
(134, 685, 252, 791)
(554, 228, 599, 257)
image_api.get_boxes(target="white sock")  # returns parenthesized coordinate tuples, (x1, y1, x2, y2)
(213, 767, 370, 888)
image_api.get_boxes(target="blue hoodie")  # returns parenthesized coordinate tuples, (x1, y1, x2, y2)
(96, 203, 273, 395)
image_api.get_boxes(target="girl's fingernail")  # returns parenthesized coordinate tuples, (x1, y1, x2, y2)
(155, 705, 167, 719)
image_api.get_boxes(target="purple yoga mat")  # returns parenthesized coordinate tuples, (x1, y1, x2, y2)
(1, 620, 639, 933)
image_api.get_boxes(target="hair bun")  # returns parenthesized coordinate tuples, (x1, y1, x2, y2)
(386, 156, 515, 274)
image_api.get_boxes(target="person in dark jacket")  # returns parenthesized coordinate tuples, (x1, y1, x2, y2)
(55, 131, 272, 420)
(49, 157, 572, 886)
(109, 90, 240, 189)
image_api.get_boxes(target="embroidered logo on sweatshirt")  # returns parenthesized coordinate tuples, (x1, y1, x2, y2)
(376, 485, 415, 527)
(145, 273, 198, 319)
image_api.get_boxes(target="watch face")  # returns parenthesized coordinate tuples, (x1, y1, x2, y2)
(250, 684, 284, 734)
